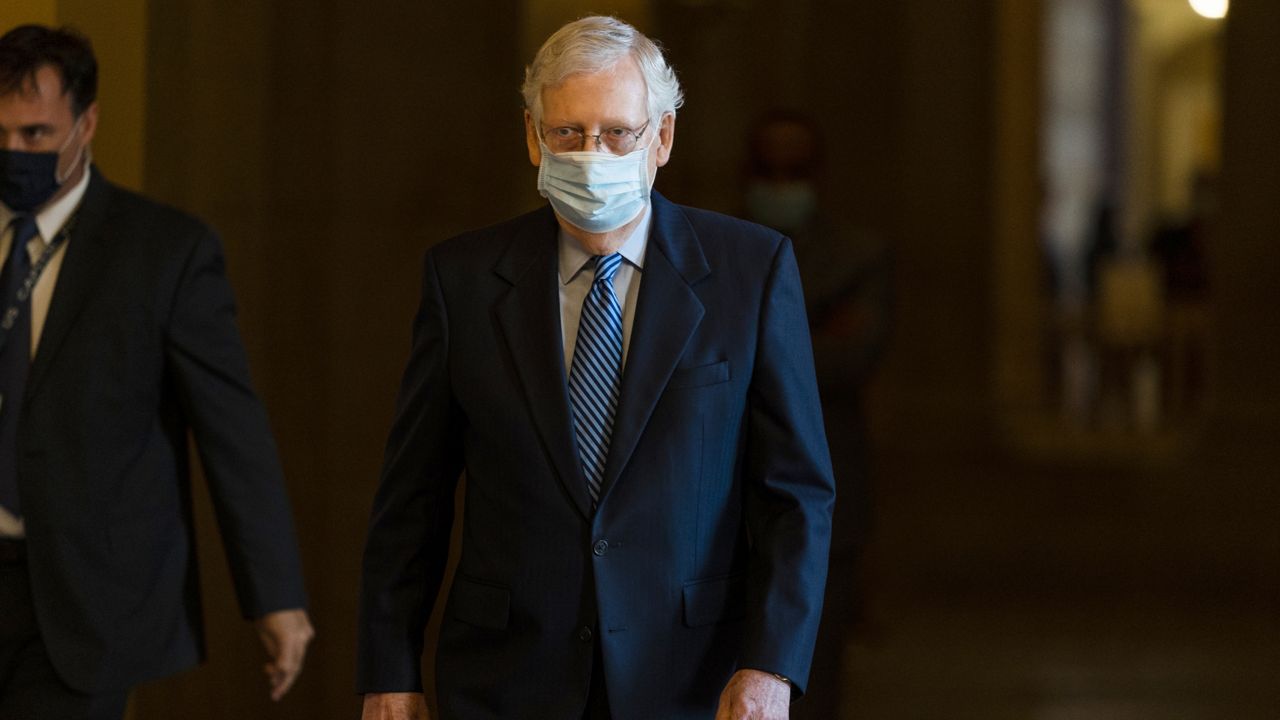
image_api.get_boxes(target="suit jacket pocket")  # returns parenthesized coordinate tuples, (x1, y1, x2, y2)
(105, 512, 185, 618)
(450, 575, 511, 631)
(668, 360, 731, 390)
(682, 573, 747, 627)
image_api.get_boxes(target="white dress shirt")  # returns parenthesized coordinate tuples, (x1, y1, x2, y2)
(558, 207, 651, 373)
(0, 165, 91, 537)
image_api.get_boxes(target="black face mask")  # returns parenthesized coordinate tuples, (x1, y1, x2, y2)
(0, 149, 62, 213)
(0, 118, 84, 213)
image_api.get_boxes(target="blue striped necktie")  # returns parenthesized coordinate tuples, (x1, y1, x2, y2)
(0, 214, 38, 516)
(568, 253, 624, 506)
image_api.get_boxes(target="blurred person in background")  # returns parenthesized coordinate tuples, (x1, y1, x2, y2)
(744, 110, 892, 720)
(0, 24, 313, 720)
(357, 16, 834, 720)
(1150, 169, 1214, 417)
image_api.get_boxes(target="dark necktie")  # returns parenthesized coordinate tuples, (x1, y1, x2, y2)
(568, 253, 624, 506)
(0, 214, 38, 517)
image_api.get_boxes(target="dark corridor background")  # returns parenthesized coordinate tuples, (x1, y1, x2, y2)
(5, 1, 1278, 718)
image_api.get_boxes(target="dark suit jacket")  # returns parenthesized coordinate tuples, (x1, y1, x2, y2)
(14, 169, 307, 693)
(357, 192, 835, 720)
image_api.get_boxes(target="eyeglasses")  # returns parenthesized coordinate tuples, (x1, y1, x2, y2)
(541, 119, 652, 155)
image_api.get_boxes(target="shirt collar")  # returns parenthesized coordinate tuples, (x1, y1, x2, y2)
(0, 162, 92, 245)
(558, 205, 651, 285)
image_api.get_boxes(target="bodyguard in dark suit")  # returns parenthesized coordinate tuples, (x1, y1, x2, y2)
(0, 25, 313, 720)
(358, 16, 835, 720)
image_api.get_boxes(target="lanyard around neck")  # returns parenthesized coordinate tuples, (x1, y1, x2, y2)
(0, 214, 76, 351)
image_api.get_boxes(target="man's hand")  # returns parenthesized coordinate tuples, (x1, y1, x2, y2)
(254, 608, 315, 701)
(714, 669, 790, 720)
(361, 692, 430, 720)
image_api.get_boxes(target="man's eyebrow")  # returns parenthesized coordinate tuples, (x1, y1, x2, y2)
(0, 120, 35, 132)
(544, 118, 645, 129)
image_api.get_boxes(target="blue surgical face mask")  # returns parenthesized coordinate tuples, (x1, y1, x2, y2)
(745, 180, 817, 234)
(537, 139, 653, 234)
(0, 117, 85, 213)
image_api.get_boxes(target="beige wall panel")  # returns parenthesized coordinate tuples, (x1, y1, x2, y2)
(0, 1, 57, 31)
(58, 0, 148, 189)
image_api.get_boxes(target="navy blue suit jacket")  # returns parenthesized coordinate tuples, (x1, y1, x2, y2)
(14, 169, 307, 692)
(358, 192, 835, 719)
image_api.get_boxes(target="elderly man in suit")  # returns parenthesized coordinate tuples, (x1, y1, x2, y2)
(358, 16, 835, 720)
(0, 25, 313, 720)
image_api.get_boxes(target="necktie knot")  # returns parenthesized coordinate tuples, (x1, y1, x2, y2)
(593, 253, 622, 285)
(8, 215, 39, 260)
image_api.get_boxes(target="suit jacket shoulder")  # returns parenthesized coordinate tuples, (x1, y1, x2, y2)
(87, 171, 215, 251)
(654, 194, 791, 290)
(671, 201, 785, 251)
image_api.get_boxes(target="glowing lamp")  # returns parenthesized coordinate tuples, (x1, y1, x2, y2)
(1189, 0, 1228, 19)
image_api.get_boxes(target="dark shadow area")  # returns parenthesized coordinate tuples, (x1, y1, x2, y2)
(14, 1, 1265, 717)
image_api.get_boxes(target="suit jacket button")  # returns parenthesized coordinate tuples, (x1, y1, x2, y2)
(578, 626, 593, 642)
(592, 539, 609, 557)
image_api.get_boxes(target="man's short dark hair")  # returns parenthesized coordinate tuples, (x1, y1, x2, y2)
(0, 24, 98, 117)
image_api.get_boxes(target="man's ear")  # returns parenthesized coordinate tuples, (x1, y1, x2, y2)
(655, 112, 675, 168)
(78, 101, 100, 146)
(525, 110, 542, 167)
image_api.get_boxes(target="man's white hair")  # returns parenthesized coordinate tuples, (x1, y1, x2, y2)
(522, 16, 684, 127)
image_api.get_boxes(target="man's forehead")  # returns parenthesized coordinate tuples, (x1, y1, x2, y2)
(21, 73, 49, 96)
(1, 64, 68, 100)
(0, 68, 74, 123)
(539, 63, 649, 125)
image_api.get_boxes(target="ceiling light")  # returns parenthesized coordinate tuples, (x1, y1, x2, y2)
(1189, 0, 1228, 19)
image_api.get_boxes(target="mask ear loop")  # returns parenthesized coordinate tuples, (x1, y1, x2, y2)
(55, 116, 88, 185)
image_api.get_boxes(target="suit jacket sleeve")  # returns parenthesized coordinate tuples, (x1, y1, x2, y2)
(356, 248, 464, 692)
(164, 226, 308, 618)
(738, 237, 836, 694)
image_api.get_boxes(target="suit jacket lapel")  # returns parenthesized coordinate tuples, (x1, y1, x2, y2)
(598, 192, 709, 502)
(26, 168, 113, 398)
(493, 207, 594, 520)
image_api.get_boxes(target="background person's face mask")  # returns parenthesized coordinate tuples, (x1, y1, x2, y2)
(745, 180, 818, 234)
(537, 139, 653, 234)
(0, 116, 86, 213)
